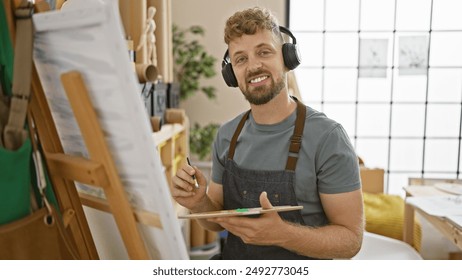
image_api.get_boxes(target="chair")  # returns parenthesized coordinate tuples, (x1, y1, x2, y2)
(359, 159, 422, 251)
(353, 232, 422, 260)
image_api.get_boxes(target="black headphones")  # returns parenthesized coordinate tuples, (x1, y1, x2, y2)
(221, 26, 301, 87)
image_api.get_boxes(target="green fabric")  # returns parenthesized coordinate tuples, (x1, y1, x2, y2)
(0, 138, 32, 225)
(0, 135, 61, 226)
(0, 0, 14, 97)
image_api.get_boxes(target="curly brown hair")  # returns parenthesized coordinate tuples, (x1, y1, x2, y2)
(224, 7, 282, 45)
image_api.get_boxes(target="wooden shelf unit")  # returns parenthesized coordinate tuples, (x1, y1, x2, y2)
(152, 115, 191, 249)
(152, 114, 189, 186)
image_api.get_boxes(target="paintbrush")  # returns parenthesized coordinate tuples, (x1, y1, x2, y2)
(186, 157, 199, 189)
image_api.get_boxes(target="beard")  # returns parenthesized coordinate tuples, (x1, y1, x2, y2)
(241, 71, 286, 105)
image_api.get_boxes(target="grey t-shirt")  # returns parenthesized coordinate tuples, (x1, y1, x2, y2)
(211, 104, 361, 225)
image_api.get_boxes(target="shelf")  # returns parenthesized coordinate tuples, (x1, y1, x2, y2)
(151, 114, 191, 249)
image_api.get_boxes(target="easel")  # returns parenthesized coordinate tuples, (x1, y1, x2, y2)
(60, 71, 161, 259)
(33, 69, 184, 259)
(12, 1, 178, 259)
(28, 70, 100, 259)
(49, 71, 186, 260)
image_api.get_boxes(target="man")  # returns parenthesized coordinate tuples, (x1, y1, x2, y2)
(171, 7, 363, 260)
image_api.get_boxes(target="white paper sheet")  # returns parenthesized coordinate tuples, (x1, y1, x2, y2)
(446, 215, 462, 229)
(406, 195, 462, 217)
(434, 183, 462, 195)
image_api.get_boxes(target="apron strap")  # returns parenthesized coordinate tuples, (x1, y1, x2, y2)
(2, 0, 34, 150)
(227, 110, 250, 160)
(285, 98, 306, 171)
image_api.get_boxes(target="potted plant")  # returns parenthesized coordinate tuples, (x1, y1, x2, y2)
(189, 122, 219, 179)
(189, 122, 220, 161)
(172, 24, 217, 100)
(172, 24, 219, 163)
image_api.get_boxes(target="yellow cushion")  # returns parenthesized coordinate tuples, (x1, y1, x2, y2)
(363, 192, 422, 251)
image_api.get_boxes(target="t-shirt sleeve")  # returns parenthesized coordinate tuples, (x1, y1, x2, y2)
(316, 124, 361, 194)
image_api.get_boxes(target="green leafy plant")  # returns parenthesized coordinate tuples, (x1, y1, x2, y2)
(172, 24, 217, 100)
(189, 123, 220, 161)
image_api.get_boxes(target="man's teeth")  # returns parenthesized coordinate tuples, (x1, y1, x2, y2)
(250, 76, 268, 83)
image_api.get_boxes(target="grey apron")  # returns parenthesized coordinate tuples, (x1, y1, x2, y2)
(221, 98, 315, 260)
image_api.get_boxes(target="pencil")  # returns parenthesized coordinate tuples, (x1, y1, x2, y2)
(186, 157, 200, 189)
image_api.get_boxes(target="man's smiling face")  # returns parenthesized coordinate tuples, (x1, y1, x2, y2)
(228, 29, 287, 105)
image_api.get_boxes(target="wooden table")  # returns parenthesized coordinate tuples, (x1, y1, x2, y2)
(403, 185, 462, 251)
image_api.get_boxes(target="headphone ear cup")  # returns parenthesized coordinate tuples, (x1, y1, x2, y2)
(282, 43, 301, 70)
(221, 62, 238, 87)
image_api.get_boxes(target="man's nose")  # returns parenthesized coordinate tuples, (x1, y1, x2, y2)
(247, 56, 263, 71)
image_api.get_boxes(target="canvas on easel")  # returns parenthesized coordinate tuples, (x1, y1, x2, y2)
(32, 0, 188, 259)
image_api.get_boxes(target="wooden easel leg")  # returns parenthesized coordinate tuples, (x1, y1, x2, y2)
(61, 71, 150, 260)
(30, 71, 99, 259)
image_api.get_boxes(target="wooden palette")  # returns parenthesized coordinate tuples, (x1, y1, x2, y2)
(178, 205, 303, 219)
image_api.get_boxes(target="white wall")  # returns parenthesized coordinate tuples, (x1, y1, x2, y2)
(171, 0, 286, 126)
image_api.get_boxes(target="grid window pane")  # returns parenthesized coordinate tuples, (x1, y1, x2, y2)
(296, 69, 323, 102)
(426, 104, 461, 137)
(427, 68, 462, 102)
(424, 139, 459, 172)
(430, 32, 462, 67)
(308, 102, 323, 113)
(392, 72, 427, 102)
(324, 69, 357, 102)
(322, 104, 356, 136)
(391, 104, 425, 137)
(324, 33, 358, 66)
(357, 71, 392, 102)
(360, 0, 395, 31)
(296, 33, 324, 67)
(289, 0, 324, 31)
(396, 0, 431, 31)
(356, 104, 390, 137)
(388, 173, 421, 195)
(389, 139, 423, 171)
(325, 0, 359, 31)
(432, 0, 462, 30)
(290, 0, 462, 191)
(355, 139, 389, 169)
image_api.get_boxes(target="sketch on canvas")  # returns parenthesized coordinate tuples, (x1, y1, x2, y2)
(32, 0, 188, 259)
(359, 38, 389, 78)
(399, 36, 429, 76)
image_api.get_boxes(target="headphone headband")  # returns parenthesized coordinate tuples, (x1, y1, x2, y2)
(278, 25, 297, 44)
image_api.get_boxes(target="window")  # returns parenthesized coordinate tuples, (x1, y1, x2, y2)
(289, 0, 462, 195)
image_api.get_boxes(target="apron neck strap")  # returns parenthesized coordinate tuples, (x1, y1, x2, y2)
(227, 110, 250, 160)
(285, 97, 306, 171)
(227, 97, 307, 171)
